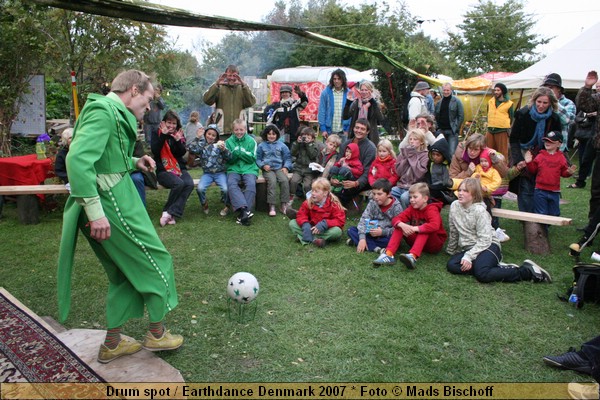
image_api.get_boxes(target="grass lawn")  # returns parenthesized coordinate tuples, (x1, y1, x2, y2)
(1, 168, 599, 383)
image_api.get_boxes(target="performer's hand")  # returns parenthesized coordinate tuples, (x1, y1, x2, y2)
(90, 217, 111, 242)
(136, 155, 155, 172)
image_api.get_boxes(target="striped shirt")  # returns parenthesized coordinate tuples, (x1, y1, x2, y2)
(332, 89, 344, 133)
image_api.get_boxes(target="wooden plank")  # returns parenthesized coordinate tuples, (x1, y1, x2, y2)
(491, 208, 571, 226)
(0, 177, 271, 196)
(0, 185, 69, 195)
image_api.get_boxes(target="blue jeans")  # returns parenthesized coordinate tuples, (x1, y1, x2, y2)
(391, 186, 410, 209)
(130, 171, 146, 207)
(446, 243, 526, 283)
(197, 172, 228, 206)
(227, 173, 257, 212)
(533, 188, 560, 217)
(346, 226, 391, 251)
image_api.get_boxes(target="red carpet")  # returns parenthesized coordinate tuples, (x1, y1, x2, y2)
(0, 291, 104, 383)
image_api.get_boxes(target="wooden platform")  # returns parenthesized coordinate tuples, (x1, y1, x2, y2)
(491, 208, 572, 226)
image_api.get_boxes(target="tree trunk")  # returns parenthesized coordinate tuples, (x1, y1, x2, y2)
(522, 221, 550, 255)
(0, 124, 12, 157)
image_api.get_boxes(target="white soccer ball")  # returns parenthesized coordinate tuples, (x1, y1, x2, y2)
(227, 272, 259, 304)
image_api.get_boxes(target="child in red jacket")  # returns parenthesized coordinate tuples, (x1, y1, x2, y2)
(368, 139, 399, 186)
(289, 178, 346, 248)
(373, 182, 447, 269)
(525, 130, 576, 217)
(328, 142, 363, 193)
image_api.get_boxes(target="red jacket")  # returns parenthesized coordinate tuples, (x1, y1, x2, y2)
(526, 150, 572, 191)
(334, 142, 364, 178)
(368, 155, 399, 186)
(392, 200, 447, 242)
(296, 195, 346, 229)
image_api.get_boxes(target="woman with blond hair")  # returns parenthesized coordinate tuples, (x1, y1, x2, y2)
(510, 86, 561, 212)
(344, 80, 385, 144)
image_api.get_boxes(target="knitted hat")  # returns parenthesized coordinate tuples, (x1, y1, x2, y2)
(414, 81, 430, 91)
(494, 83, 507, 95)
(479, 148, 493, 171)
(280, 84, 293, 94)
(542, 73, 563, 90)
(543, 130, 563, 143)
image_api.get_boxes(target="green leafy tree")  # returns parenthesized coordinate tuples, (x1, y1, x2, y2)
(443, 0, 550, 75)
(0, 0, 48, 156)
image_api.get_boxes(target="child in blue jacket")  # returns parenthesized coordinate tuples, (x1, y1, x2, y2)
(257, 125, 293, 216)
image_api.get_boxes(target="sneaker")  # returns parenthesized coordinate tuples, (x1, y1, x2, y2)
(373, 247, 386, 254)
(280, 203, 288, 215)
(495, 227, 510, 243)
(346, 238, 354, 247)
(543, 351, 592, 375)
(591, 252, 600, 262)
(220, 206, 229, 217)
(498, 262, 520, 269)
(97, 338, 142, 364)
(159, 212, 171, 227)
(246, 210, 254, 220)
(202, 202, 209, 215)
(269, 205, 276, 217)
(312, 238, 326, 248)
(398, 253, 416, 269)
(167, 215, 176, 225)
(373, 253, 395, 267)
(142, 330, 184, 352)
(521, 259, 552, 283)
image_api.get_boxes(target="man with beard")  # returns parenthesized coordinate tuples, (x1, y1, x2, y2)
(203, 65, 256, 135)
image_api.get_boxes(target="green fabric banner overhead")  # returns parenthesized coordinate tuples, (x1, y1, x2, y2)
(26, 0, 446, 87)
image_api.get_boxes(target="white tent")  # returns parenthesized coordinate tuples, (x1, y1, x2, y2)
(501, 22, 599, 90)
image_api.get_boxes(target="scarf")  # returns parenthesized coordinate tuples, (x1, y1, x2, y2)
(159, 131, 182, 176)
(358, 98, 372, 120)
(461, 147, 480, 166)
(521, 106, 552, 150)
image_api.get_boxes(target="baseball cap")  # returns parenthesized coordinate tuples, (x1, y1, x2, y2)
(543, 130, 563, 143)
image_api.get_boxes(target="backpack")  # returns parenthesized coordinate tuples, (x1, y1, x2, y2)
(559, 263, 600, 309)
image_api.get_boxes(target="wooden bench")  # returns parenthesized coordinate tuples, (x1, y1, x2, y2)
(0, 175, 274, 224)
(491, 208, 572, 254)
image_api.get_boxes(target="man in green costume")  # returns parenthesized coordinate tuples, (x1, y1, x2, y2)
(57, 70, 183, 363)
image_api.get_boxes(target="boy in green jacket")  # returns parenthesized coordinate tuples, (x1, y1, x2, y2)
(226, 118, 259, 225)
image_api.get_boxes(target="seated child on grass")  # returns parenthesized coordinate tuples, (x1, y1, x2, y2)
(373, 183, 447, 269)
(328, 142, 363, 193)
(346, 178, 403, 253)
(188, 124, 230, 216)
(256, 124, 293, 216)
(368, 139, 398, 187)
(288, 177, 346, 248)
(525, 130, 576, 218)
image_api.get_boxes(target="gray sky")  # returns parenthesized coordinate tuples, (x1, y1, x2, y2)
(156, 0, 600, 65)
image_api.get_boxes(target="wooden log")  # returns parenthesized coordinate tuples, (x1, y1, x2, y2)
(523, 221, 550, 255)
(16, 195, 40, 225)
